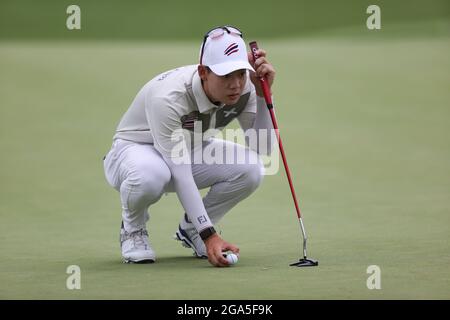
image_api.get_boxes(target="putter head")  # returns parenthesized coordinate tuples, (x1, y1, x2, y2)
(290, 257, 318, 267)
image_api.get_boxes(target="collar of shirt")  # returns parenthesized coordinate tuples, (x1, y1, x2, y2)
(192, 71, 225, 114)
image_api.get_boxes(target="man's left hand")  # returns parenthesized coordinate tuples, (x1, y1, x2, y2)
(248, 49, 276, 97)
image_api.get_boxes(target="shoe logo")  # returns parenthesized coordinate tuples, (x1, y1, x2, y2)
(224, 43, 239, 56)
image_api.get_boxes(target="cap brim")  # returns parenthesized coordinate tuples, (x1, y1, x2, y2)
(209, 60, 255, 76)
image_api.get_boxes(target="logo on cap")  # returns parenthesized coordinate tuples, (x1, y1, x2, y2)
(224, 43, 239, 56)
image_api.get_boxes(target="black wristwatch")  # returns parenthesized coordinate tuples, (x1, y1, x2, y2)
(199, 227, 216, 241)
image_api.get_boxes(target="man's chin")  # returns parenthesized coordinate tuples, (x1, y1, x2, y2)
(225, 95, 240, 105)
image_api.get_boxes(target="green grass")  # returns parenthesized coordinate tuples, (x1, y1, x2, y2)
(1, 0, 448, 40)
(1, 33, 449, 299)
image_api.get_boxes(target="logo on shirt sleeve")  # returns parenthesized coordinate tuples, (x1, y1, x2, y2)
(181, 111, 211, 132)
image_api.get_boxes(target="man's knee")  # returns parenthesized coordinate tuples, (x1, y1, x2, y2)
(128, 165, 171, 202)
(241, 161, 264, 193)
(142, 169, 171, 199)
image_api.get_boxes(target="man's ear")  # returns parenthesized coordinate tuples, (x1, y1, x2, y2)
(198, 65, 208, 81)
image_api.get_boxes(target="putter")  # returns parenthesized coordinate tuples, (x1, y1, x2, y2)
(249, 42, 318, 267)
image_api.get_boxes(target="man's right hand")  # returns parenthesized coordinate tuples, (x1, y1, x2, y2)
(204, 233, 240, 267)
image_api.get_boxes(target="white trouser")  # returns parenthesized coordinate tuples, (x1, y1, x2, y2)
(103, 139, 264, 233)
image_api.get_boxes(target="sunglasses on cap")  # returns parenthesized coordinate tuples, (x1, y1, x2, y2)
(199, 25, 243, 65)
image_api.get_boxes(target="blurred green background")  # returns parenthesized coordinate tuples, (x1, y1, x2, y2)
(0, 0, 449, 299)
(1, 0, 449, 40)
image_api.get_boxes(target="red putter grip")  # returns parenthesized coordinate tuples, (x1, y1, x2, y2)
(249, 41, 273, 105)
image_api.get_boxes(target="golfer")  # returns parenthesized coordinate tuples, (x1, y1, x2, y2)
(103, 26, 276, 267)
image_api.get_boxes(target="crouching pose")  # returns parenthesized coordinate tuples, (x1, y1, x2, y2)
(103, 25, 276, 267)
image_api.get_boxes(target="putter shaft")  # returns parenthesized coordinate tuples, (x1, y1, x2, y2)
(249, 41, 317, 267)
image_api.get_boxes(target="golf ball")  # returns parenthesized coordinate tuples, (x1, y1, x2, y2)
(226, 253, 239, 265)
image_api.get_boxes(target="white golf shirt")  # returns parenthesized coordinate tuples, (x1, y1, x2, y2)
(113, 65, 273, 233)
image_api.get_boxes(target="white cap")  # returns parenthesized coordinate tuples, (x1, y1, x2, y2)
(200, 32, 255, 76)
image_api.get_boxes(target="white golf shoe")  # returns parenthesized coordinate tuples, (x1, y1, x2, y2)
(120, 228, 156, 263)
(174, 225, 207, 258)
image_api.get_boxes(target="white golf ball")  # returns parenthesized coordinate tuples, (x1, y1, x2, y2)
(226, 253, 239, 265)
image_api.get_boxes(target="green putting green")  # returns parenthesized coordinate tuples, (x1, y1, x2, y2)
(1, 26, 449, 299)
